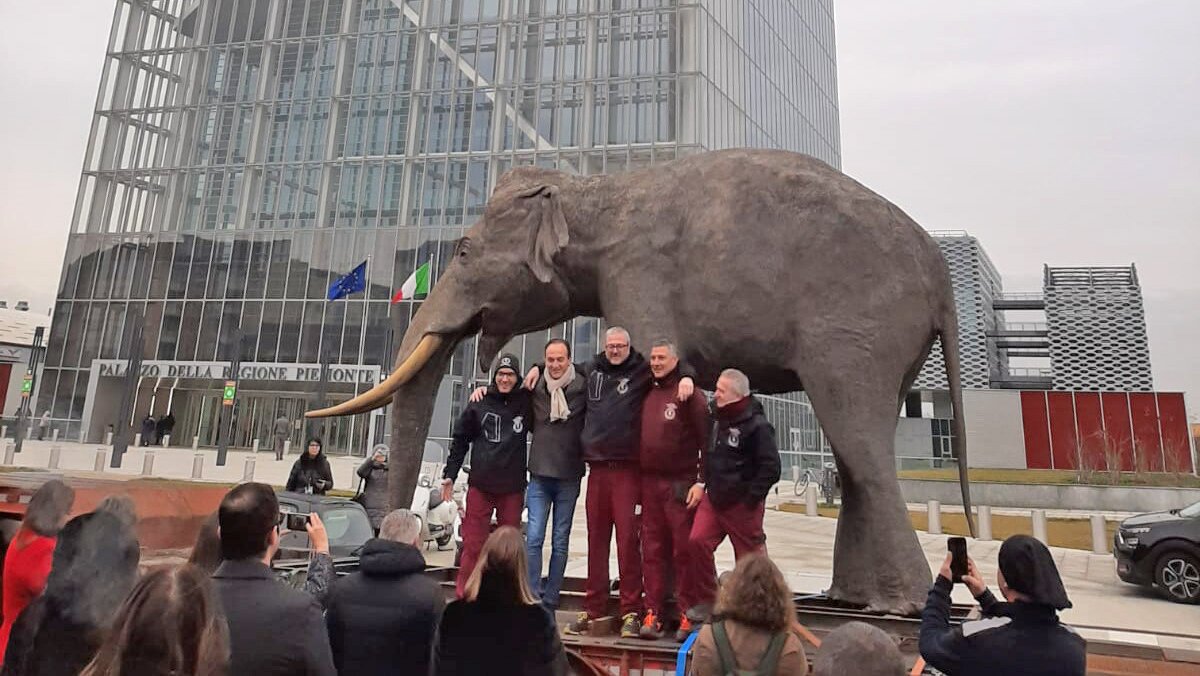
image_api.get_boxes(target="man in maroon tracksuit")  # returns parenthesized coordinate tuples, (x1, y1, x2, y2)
(689, 368, 781, 614)
(637, 340, 710, 641)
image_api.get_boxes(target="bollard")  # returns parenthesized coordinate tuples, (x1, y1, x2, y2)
(1090, 515, 1108, 554)
(48, 445, 61, 470)
(1031, 509, 1048, 543)
(3, 442, 14, 465)
(134, 433, 142, 447)
(252, 438, 260, 454)
(105, 431, 113, 446)
(191, 453, 204, 479)
(927, 500, 942, 535)
(283, 440, 291, 456)
(142, 451, 155, 476)
(0, 425, 6, 440)
(977, 506, 993, 541)
(243, 456, 256, 482)
(192, 436, 200, 451)
(163, 434, 171, 447)
(805, 483, 818, 516)
(94, 448, 107, 472)
(51, 429, 59, 443)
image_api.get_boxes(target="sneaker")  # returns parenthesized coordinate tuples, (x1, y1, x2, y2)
(564, 612, 591, 635)
(620, 612, 641, 639)
(674, 614, 695, 642)
(639, 610, 663, 640)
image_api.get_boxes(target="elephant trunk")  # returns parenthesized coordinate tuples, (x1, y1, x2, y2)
(386, 341, 453, 512)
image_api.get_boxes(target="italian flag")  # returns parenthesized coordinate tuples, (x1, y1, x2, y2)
(391, 261, 431, 303)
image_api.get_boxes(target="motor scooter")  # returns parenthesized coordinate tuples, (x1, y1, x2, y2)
(411, 473, 459, 550)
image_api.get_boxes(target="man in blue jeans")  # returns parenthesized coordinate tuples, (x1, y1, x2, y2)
(525, 338, 587, 610)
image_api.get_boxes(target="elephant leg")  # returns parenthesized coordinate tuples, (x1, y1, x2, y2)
(801, 364, 930, 615)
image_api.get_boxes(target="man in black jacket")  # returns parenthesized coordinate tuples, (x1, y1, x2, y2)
(325, 509, 445, 676)
(212, 482, 335, 676)
(443, 353, 532, 594)
(525, 338, 588, 611)
(688, 368, 781, 613)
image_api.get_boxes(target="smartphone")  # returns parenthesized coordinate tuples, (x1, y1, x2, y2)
(948, 536, 968, 582)
(285, 512, 310, 532)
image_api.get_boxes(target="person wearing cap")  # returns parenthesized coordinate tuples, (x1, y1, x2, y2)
(356, 444, 390, 535)
(919, 534, 1087, 676)
(442, 353, 533, 596)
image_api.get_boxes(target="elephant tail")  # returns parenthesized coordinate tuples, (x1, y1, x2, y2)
(939, 311, 976, 537)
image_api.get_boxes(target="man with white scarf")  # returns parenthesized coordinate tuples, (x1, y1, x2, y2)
(524, 338, 588, 611)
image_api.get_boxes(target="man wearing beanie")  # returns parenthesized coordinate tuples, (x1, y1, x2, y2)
(442, 353, 532, 595)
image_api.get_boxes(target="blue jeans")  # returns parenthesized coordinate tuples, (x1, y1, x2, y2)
(525, 475, 581, 608)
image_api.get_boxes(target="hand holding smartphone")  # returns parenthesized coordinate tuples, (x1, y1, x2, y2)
(285, 512, 310, 532)
(948, 536, 968, 583)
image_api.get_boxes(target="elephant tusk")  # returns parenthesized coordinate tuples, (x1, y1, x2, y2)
(304, 334, 443, 418)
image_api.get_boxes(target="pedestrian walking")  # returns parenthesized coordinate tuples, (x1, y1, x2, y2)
(37, 412, 49, 441)
(286, 437, 334, 495)
(156, 412, 175, 446)
(689, 369, 781, 614)
(356, 445, 390, 534)
(443, 353, 532, 596)
(273, 412, 290, 460)
(140, 415, 157, 446)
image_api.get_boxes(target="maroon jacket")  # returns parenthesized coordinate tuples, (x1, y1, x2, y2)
(639, 367, 710, 480)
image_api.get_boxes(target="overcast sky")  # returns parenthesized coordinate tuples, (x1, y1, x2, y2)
(0, 1, 1196, 411)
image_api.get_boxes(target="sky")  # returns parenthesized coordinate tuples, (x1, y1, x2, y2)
(0, 1, 1196, 412)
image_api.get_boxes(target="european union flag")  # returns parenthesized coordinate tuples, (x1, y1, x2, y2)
(327, 260, 368, 301)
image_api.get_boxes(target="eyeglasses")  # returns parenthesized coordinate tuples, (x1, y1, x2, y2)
(605, 343, 628, 349)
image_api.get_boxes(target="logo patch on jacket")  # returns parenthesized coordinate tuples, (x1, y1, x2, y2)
(616, 377, 630, 394)
(513, 416, 524, 433)
(727, 427, 741, 447)
(664, 403, 677, 420)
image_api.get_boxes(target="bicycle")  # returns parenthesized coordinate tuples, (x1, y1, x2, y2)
(793, 468, 821, 498)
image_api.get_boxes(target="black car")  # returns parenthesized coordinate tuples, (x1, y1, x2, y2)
(276, 491, 374, 560)
(1114, 499, 1200, 604)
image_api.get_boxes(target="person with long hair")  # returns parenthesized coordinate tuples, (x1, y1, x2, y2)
(691, 554, 807, 675)
(81, 565, 228, 676)
(286, 437, 334, 495)
(1, 508, 141, 676)
(0, 480, 75, 663)
(431, 527, 566, 676)
(188, 512, 222, 575)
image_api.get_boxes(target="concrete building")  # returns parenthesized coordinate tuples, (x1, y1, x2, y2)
(0, 308, 51, 428)
(40, 0, 841, 454)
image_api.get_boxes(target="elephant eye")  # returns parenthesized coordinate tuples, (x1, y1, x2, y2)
(455, 237, 471, 260)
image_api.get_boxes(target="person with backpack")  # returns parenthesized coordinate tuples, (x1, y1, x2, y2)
(691, 554, 806, 676)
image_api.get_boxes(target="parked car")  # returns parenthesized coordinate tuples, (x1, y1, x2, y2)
(1114, 499, 1200, 604)
(276, 491, 374, 560)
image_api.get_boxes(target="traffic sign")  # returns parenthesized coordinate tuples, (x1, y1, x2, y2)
(222, 380, 237, 406)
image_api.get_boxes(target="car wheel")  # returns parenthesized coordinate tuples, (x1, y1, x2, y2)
(1155, 550, 1200, 604)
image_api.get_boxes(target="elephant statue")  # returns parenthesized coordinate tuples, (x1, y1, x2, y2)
(308, 148, 973, 614)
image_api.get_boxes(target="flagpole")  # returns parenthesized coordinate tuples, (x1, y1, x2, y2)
(351, 254, 371, 456)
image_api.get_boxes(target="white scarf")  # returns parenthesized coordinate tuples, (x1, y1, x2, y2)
(544, 364, 576, 422)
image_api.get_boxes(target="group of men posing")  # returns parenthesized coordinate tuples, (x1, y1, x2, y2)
(440, 327, 782, 640)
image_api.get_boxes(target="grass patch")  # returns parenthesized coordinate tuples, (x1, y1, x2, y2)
(897, 467, 1200, 488)
(778, 503, 1119, 551)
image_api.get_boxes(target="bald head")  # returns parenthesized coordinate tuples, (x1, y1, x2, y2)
(813, 621, 904, 676)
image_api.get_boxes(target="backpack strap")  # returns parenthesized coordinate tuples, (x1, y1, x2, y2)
(755, 630, 788, 675)
(710, 621, 739, 676)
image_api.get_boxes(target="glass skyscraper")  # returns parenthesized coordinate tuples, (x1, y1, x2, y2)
(41, 0, 840, 454)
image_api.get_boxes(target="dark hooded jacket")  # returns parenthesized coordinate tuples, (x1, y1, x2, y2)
(432, 600, 567, 676)
(0, 511, 140, 676)
(579, 350, 653, 463)
(704, 396, 781, 508)
(919, 535, 1086, 676)
(445, 356, 533, 495)
(325, 539, 444, 676)
(355, 456, 389, 529)
(287, 444, 334, 494)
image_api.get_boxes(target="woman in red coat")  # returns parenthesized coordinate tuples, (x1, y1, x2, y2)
(0, 479, 74, 660)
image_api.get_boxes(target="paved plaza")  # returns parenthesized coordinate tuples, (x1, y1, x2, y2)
(2, 438, 1197, 652)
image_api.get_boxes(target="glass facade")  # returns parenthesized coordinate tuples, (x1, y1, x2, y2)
(42, 0, 840, 454)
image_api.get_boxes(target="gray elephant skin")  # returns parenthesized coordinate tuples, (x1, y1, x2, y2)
(308, 147, 973, 614)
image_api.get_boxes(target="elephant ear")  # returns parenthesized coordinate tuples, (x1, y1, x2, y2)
(519, 184, 570, 284)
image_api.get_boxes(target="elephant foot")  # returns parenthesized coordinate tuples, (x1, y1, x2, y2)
(826, 489, 931, 616)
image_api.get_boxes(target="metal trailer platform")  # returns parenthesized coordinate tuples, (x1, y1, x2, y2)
(279, 560, 1199, 675)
